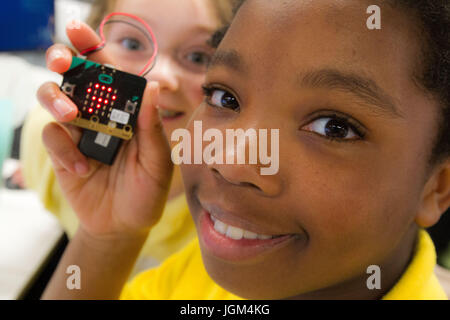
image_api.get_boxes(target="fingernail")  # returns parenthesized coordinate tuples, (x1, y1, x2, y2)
(75, 162, 89, 176)
(54, 98, 74, 118)
(47, 49, 64, 64)
(67, 19, 82, 30)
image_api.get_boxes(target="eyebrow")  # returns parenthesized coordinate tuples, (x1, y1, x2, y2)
(209, 50, 402, 118)
(300, 69, 402, 118)
(209, 49, 246, 73)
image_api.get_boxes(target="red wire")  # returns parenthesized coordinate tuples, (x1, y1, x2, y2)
(80, 12, 158, 76)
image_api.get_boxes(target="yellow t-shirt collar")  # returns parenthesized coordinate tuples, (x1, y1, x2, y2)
(383, 229, 447, 300)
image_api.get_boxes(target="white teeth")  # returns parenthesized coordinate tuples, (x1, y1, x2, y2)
(214, 220, 228, 235)
(212, 214, 274, 241)
(226, 226, 244, 240)
(243, 230, 258, 239)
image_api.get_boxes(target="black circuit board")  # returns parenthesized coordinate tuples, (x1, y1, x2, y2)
(60, 57, 147, 140)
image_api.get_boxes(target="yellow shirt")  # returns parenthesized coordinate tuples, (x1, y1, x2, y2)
(20, 106, 197, 265)
(121, 230, 448, 300)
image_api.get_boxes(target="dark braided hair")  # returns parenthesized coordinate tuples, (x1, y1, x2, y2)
(210, 0, 450, 164)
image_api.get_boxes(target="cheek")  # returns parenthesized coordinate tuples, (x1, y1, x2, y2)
(179, 73, 206, 112)
(178, 123, 198, 187)
(285, 147, 420, 263)
(163, 75, 206, 147)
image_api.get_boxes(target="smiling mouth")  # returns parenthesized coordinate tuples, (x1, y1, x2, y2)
(158, 108, 185, 120)
(211, 214, 285, 240)
(198, 208, 300, 262)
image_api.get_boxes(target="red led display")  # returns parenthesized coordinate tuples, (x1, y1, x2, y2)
(85, 84, 116, 115)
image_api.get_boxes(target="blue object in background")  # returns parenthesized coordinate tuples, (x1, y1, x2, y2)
(0, 99, 13, 180)
(0, 0, 54, 51)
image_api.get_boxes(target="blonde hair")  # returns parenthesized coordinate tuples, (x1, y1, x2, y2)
(86, 0, 116, 29)
(87, 0, 235, 29)
(211, 0, 235, 26)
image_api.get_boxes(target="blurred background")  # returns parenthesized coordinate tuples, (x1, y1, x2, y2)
(0, 0, 448, 300)
(0, 0, 92, 300)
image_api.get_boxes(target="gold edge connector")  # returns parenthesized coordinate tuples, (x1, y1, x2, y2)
(69, 117, 133, 140)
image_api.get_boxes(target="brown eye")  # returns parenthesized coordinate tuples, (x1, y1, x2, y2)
(203, 87, 240, 112)
(324, 119, 350, 138)
(303, 117, 361, 140)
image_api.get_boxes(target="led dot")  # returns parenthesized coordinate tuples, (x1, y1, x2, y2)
(97, 104, 101, 109)
(98, 98, 103, 102)
(102, 86, 106, 91)
(112, 95, 117, 100)
(88, 108, 94, 113)
(87, 88, 92, 93)
(92, 96, 97, 101)
(107, 88, 112, 92)
(95, 84, 100, 89)
(104, 100, 109, 104)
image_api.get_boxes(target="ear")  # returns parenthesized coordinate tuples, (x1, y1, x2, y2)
(415, 160, 450, 228)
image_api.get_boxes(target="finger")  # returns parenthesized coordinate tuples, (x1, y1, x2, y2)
(136, 82, 172, 167)
(42, 122, 90, 176)
(46, 44, 76, 74)
(66, 21, 117, 66)
(63, 123, 84, 145)
(37, 82, 78, 122)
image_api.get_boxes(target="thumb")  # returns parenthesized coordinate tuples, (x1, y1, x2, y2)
(66, 21, 117, 66)
(136, 81, 173, 171)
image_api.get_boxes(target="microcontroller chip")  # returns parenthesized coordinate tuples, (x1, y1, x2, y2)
(61, 56, 147, 140)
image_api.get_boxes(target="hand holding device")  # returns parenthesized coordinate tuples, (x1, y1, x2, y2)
(36, 18, 173, 237)
(60, 13, 158, 165)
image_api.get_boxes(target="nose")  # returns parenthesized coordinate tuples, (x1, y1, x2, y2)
(147, 54, 179, 91)
(207, 129, 282, 197)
